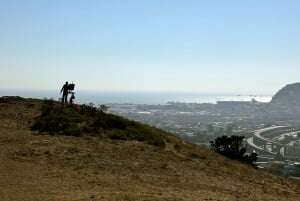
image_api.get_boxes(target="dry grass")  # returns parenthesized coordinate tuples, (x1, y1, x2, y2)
(0, 97, 299, 201)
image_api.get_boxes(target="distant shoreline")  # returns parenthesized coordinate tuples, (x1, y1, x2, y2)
(0, 90, 272, 105)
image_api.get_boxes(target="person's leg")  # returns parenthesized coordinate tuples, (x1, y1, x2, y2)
(65, 94, 68, 103)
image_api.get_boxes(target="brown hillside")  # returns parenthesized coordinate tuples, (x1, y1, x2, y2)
(0, 97, 299, 201)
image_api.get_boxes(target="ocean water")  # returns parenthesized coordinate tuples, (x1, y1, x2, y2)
(0, 90, 272, 105)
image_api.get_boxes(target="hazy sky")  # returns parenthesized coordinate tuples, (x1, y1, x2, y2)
(0, 0, 299, 95)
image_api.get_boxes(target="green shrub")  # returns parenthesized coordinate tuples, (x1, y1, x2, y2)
(32, 101, 84, 136)
(31, 100, 166, 146)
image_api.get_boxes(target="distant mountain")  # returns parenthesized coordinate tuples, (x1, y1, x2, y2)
(271, 83, 300, 107)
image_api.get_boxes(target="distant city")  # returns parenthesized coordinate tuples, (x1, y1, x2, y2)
(106, 83, 300, 178)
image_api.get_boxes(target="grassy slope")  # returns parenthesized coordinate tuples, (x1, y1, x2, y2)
(0, 97, 299, 201)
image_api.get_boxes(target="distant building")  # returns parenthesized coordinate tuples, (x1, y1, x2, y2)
(286, 141, 300, 159)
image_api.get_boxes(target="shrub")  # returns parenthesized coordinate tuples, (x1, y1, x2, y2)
(31, 100, 166, 146)
(210, 135, 257, 166)
(31, 100, 84, 136)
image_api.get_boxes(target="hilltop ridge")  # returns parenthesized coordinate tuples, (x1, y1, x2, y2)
(271, 83, 300, 107)
(0, 97, 299, 201)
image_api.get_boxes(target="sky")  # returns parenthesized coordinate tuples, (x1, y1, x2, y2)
(0, 0, 299, 95)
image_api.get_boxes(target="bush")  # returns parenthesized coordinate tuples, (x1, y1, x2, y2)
(210, 135, 257, 166)
(31, 99, 84, 136)
(31, 100, 166, 146)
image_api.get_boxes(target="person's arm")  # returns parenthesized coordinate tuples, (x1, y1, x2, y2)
(60, 85, 64, 94)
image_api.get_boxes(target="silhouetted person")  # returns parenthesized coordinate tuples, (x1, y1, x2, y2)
(69, 92, 75, 105)
(60, 81, 69, 103)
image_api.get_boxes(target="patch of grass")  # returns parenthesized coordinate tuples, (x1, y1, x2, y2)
(31, 99, 165, 146)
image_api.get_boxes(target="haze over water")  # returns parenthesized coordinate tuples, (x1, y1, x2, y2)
(0, 90, 272, 105)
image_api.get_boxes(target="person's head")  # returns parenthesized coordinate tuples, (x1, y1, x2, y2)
(65, 81, 68, 85)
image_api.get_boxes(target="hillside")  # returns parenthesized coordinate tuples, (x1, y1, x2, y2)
(270, 83, 300, 111)
(266, 83, 300, 118)
(0, 97, 299, 201)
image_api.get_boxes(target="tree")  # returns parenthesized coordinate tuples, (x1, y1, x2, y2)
(99, 104, 109, 113)
(210, 135, 257, 166)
